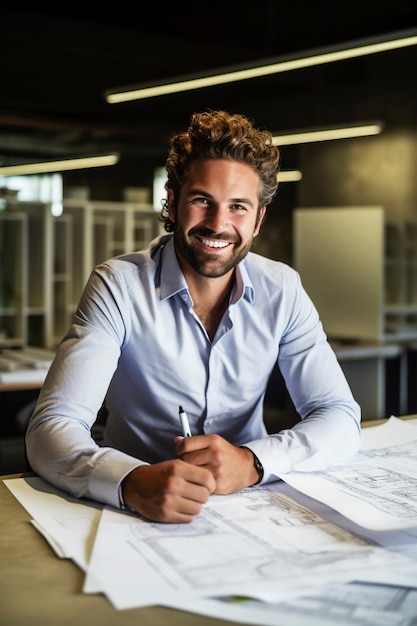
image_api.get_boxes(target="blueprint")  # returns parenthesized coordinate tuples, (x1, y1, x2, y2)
(176, 580, 417, 626)
(84, 488, 414, 610)
(280, 416, 417, 530)
(4, 417, 417, 623)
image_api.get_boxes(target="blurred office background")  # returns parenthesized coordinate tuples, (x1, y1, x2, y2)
(1, 1, 417, 471)
(1, 2, 416, 247)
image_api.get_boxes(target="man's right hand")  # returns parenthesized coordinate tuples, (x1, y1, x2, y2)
(121, 460, 216, 523)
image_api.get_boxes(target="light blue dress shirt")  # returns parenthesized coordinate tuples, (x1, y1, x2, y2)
(26, 235, 361, 509)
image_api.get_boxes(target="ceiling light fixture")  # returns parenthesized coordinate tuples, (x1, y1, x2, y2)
(272, 122, 383, 146)
(0, 154, 120, 177)
(105, 29, 417, 104)
(278, 170, 302, 182)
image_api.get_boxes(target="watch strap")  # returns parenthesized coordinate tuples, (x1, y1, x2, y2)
(241, 446, 264, 486)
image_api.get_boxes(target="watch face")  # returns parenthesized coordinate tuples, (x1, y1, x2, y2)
(254, 454, 262, 470)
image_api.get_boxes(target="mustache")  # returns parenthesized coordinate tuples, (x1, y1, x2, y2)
(188, 227, 239, 243)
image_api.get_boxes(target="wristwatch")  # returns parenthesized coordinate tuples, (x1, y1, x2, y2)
(252, 452, 264, 486)
(241, 446, 264, 486)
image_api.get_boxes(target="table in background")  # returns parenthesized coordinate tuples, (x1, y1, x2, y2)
(0, 348, 53, 474)
(332, 340, 405, 420)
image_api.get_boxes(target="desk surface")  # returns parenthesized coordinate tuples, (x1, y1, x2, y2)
(0, 473, 238, 626)
(2, 415, 417, 626)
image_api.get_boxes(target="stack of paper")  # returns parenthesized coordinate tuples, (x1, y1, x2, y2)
(4, 417, 417, 625)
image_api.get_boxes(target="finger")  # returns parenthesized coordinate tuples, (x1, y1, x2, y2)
(178, 436, 225, 473)
(158, 459, 216, 496)
(181, 462, 217, 494)
(140, 499, 201, 524)
(142, 476, 214, 523)
(175, 434, 209, 454)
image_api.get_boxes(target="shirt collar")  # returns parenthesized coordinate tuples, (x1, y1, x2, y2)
(232, 259, 255, 305)
(158, 235, 255, 304)
(159, 236, 188, 300)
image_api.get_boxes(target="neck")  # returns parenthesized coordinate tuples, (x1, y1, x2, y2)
(185, 270, 235, 340)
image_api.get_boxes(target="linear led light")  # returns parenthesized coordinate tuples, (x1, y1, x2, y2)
(272, 122, 383, 146)
(105, 29, 417, 103)
(278, 170, 302, 182)
(0, 154, 119, 176)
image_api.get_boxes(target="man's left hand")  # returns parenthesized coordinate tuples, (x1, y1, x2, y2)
(175, 434, 260, 494)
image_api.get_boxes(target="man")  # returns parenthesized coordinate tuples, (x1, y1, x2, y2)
(26, 110, 361, 523)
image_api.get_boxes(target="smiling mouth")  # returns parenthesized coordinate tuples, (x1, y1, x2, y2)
(198, 237, 231, 249)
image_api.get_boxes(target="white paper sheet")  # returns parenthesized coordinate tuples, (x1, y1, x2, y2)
(4, 416, 417, 624)
(279, 416, 417, 530)
(273, 480, 417, 564)
(167, 580, 417, 626)
(4, 474, 417, 624)
(4, 476, 101, 571)
(85, 489, 414, 611)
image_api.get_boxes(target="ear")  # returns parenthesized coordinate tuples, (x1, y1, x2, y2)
(254, 207, 267, 236)
(167, 188, 176, 223)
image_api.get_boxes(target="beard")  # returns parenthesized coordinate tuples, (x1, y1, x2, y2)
(174, 225, 255, 278)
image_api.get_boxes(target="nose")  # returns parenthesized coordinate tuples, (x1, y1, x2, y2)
(204, 203, 228, 232)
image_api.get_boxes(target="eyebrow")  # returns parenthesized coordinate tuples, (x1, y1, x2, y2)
(186, 188, 256, 208)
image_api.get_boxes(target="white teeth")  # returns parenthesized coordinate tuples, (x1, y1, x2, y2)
(201, 238, 230, 248)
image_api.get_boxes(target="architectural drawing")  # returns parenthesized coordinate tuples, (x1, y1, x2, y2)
(91, 489, 412, 609)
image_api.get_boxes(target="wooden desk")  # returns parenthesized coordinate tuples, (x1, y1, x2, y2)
(2, 416, 416, 625)
(0, 473, 246, 626)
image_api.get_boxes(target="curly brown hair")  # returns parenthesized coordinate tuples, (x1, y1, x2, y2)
(159, 110, 281, 233)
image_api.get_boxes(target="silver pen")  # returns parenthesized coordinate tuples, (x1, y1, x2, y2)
(178, 405, 192, 437)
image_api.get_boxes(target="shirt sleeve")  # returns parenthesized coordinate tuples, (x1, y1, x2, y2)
(244, 269, 362, 482)
(25, 263, 145, 509)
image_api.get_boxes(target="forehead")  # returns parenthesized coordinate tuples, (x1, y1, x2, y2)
(185, 159, 260, 193)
